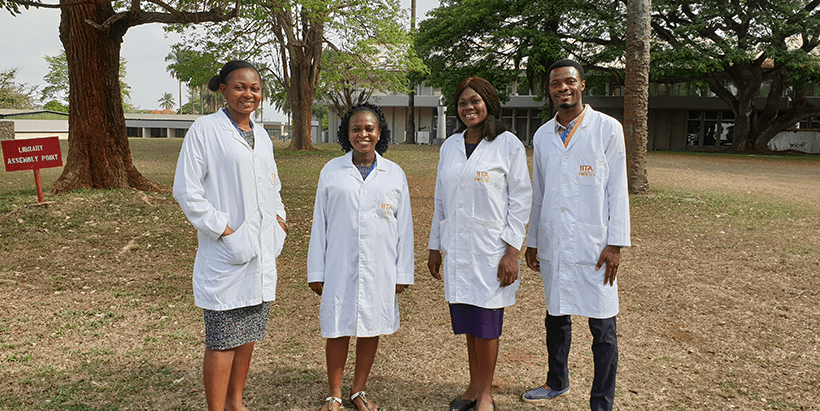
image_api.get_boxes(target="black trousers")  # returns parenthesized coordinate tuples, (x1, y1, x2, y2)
(546, 312, 618, 411)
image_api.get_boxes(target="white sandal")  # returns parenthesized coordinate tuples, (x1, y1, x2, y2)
(350, 391, 376, 411)
(322, 396, 344, 411)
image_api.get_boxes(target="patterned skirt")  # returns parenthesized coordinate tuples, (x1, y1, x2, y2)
(203, 302, 271, 350)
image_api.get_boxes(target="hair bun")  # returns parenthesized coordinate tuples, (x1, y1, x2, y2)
(207, 75, 221, 92)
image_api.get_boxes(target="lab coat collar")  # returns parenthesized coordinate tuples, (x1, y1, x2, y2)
(456, 130, 489, 160)
(215, 110, 255, 149)
(552, 105, 591, 151)
(344, 151, 386, 182)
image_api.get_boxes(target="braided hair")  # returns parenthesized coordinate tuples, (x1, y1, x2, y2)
(337, 102, 391, 155)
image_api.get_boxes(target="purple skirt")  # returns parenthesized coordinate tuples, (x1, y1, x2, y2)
(449, 303, 504, 339)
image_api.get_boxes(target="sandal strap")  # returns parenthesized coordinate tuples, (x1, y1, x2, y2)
(326, 396, 343, 404)
(350, 391, 371, 410)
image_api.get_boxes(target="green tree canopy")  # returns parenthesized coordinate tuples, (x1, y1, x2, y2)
(164, 46, 220, 90)
(43, 100, 69, 112)
(0, 68, 38, 109)
(2, 0, 238, 193)
(41, 50, 69, 104)
(42, 49, 132, 110)
(173, 0, 418, 149)
(318, 38, 428, 117)
(651, 0, 820, 151)
(415, 0, 600, 112)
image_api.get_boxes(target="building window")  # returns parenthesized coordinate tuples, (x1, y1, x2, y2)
(501, 108, 514, 132)
(687, 110, 734, 149)
(798, 116, 820, 129)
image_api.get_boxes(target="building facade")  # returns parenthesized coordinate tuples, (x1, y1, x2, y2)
(318, 83, 820, 154)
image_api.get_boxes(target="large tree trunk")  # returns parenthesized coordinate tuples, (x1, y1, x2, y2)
(51, 0, 166, 194)
(283, 11, 321, 151)
(404, 0, 417, 144)
(288, 94, 316, 150)
(731, 97, 756, 152)
(404, 89, 416, 144)
(286, 52, 319, 151)
(623, 0, 650, 194)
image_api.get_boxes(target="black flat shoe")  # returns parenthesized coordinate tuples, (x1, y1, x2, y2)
(449, 397, 476, 411)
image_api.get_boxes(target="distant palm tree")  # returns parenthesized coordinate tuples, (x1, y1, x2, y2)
(165, 46, 192, 114)
(158, 92, 176, 111)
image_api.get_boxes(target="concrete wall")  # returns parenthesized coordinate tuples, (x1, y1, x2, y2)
(0, 121, 13, 140)
(9, 119, 69, 140)
(769, 130, 820, 153)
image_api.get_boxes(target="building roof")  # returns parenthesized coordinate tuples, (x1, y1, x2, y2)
(0, 109, 69, 119)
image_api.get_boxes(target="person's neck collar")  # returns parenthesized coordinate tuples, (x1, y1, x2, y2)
(556, 105, 585, 127)
(464, 127, 483, 144)
(351, 150, 376, 167)
(223, 107, 252, 131)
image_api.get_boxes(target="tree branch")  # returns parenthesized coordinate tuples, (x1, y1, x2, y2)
(6, 0, 63, 8)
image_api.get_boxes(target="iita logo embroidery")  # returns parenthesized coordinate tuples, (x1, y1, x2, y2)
(475, 171, 491, 184)
(578, 165, 595, 177)
(380, 203, 394, 216)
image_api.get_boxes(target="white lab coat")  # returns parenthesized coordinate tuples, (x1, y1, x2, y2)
(527, 106, 631, 319)
(307, 152, 414, 338)
(173, 111, 286, 311)
(428, 131, 532, 309)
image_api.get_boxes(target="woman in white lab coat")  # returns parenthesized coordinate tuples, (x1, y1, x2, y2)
(307, 102, 414, 411)
(173, 60, 287, 411)
(428, 77, 532, 411)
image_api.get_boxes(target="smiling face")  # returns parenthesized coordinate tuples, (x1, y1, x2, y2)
(348, 110, 381, 157)
(457, 87, 488, 130)
(549, 66, 585, 110)
(220, 68, 262, 118)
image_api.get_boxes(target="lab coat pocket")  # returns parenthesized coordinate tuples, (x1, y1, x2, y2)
(377, 189, 401, 221)
(273, 219, 287, 258)
(537, 221, 553, 262)
(574, 223, 608, 266)
(473, 164, 506, 222)
(472, 218, 505, 256)
(571, 155, 605, 187)
(220, 221, 259, 265)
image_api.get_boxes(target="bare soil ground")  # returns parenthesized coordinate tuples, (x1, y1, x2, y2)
(0, 142, 818, 410)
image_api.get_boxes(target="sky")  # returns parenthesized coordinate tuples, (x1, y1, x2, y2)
(0, 0, 440, 122)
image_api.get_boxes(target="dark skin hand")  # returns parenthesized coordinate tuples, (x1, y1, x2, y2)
(527, 245, 620, 286)
(309, 282, 409, 296)
(596, 245, 621, 286)
(497, 244, 521, 287)
(525, 247, 539, 272)
(428, 245, 521, 287)
(427, 249, 443, 280)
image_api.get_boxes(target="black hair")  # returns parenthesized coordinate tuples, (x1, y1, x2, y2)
(337, 102, 391, 155)
(548, 59, 585, 80)
(454, 77, 508, 141)
(207, 60, 261, 92)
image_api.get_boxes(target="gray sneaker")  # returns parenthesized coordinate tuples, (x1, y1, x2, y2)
(522, 385, 569, 403)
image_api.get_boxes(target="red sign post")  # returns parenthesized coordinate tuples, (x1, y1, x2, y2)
(2, 136, 64, 203)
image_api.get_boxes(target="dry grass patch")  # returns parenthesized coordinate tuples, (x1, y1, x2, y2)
(0, 142, 818, 410)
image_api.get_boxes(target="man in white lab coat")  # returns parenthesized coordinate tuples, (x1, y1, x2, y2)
(522, 60, 631, 411)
